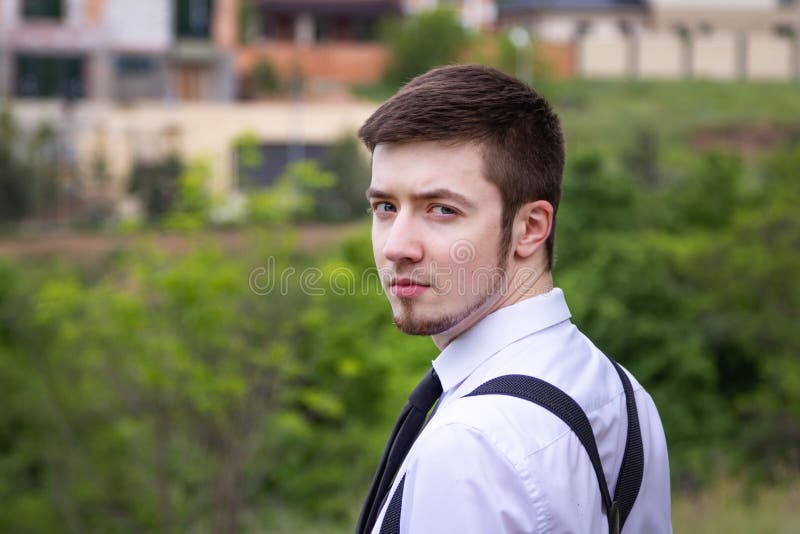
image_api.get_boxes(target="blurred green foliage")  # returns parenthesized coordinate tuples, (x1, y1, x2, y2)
(379, 8, 470, 88)
(0, 106, 59, 224)
(252, 58, 281, 94)
(163, 157, 215, 231)
(556, 144, 800, 489)
(247, 160, 335, 225)
(128, 153, 184, 223)
(0, 228, 436, 532)
(2, 78, 800, 532)
(315, 135, 373, 222)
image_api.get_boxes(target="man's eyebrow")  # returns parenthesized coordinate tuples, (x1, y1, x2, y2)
(365, 187, 389, 200)
(365, 187, 476, 208)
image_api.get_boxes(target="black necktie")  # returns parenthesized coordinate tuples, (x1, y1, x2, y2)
(357, 368, 443, 534)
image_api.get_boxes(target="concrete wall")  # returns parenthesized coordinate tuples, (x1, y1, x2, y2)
(513, 1, 799, 81)
(579, 36, 629, 77)
(639, 32, 684, 78)
(748, 32, 794, 79)
(694, 31, 739, 80)
(651, 0, 776, 8)
(576, 29, 797, 81)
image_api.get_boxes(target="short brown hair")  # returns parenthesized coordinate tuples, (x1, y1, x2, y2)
(358, 64, 565, 270)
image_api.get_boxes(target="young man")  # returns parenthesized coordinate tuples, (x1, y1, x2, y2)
(357, 65, 671, 533)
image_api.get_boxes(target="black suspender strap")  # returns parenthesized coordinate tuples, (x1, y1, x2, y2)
(606, 358, 645, 530)
(378, 474, 405, 534)
(376, 360, 644, 534)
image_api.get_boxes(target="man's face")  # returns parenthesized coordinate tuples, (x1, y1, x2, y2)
(368, 141, 508, 337)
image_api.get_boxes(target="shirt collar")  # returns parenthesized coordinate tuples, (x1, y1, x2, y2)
(432, 288, 572, 394)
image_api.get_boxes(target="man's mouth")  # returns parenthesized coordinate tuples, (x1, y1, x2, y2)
(390, 278, 431, 298)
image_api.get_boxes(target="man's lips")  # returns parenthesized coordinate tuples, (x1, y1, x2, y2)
(390, 279, 431, 298)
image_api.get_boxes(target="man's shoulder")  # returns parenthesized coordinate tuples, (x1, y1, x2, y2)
(429, 326, 662, 462)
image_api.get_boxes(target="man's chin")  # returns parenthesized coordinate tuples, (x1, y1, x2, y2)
(392, 313, 457, 336)
(392, 304, 476, 337)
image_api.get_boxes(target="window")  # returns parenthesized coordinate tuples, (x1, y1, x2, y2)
(261, 14, 294, 41)
(22, 0, 63, 20)
(175, 0, 213, 39)
(775, 24, 796, 38)
(315, 16, 354, 42)
(315, 16, 332, 42)
(115, 56, 155, 76)
(236, 143, 330, 189)
(15, 54, 85, 99)
(698, 22, 713, 35)
(673, 24, 691, 41)
(575, 20, 591, 38)
(352, 18, 377, 42)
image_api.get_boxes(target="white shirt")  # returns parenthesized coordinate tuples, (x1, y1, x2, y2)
(371, 288, 672, 533)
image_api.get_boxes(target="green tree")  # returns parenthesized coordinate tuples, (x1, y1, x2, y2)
(0, 107, 59, 223)
(684, 146, 800, 481)
(315, 135, 372, 222)
(163, 157, 214, 230)
(251, 58, 281, 96)
(127, 154, 184, 222)
(237, 0, 258, 44)
(247, 160, 335, 224)
(381, 9, 470, 88)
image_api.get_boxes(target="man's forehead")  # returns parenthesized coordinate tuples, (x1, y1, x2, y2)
(370, 141, 485, 182)
(366, 141, 498, 207)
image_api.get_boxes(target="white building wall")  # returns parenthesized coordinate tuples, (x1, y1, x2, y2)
(67, 0, 85, 26)
(105, 0, 172, 52)
(0, 0, 19, 29)
(580, 35, 628, 77)
(538, 17, 577, 43)
(694, 31, 738, 79)
(747, 32, 793, 79)
(1, 0, 104, 50)
(650, 0, 776, 9)
(639, 32, 684, 78)
(12, 100, 381, 193)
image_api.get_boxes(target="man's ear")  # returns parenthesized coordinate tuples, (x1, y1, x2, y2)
(514, 200, 553, 259)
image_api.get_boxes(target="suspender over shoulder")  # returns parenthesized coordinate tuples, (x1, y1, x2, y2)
(377, 358, 644, 534)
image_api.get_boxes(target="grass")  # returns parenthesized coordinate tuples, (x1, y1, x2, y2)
(550, 79, 800, 156)
(353, 77, 800, 171)
(672, 480, 800, 533)
(248, 481, 800, 533)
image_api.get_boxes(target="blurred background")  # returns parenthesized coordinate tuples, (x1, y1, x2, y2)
(0, 0, 799, 532)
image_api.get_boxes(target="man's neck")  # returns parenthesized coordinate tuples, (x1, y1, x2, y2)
(432, 269, 554, 351)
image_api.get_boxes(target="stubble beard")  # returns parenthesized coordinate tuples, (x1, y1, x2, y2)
(391, 248, 510, 336)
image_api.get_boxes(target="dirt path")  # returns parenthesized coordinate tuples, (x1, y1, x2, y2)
(0, 223, 365, 261)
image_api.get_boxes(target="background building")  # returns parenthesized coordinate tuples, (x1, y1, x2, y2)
(235, 0, 401, 92)
(497, 0, 800, 80)
(0, 0, 235, 102)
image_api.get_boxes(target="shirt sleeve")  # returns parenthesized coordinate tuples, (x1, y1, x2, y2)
(397, 422, 543, 534)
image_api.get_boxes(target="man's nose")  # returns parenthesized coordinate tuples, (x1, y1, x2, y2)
(382, 212, 423, 264)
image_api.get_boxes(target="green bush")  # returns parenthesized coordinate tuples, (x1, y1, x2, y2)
(163, 157, 214, 231)
(3, 81, 800, 532)
(316, 135, 372, 222)
(128, 154, 184, 223)
(251, 57, 282, 96)
(380, 8, 470, 88)
(0, 107, 59, 223)
(246, 160, 335, 224)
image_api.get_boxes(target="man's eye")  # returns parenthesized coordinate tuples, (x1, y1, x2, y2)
(373, 201, 396, 213)
(431, 205, 457, 216)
